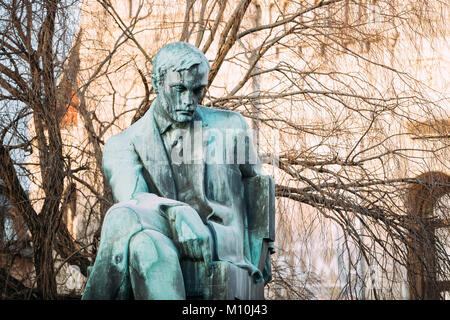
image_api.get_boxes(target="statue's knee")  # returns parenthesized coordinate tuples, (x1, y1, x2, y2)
(129, 230, 179, 268)
(102, 206, 141, 238)
(129, 231, 158, 268)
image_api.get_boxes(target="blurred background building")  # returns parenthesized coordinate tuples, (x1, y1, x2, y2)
(2, 0, 448, 299)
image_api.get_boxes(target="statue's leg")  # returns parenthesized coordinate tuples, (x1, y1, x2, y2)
(129, 229, 186, 300)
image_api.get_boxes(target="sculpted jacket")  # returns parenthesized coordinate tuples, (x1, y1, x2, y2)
(82, 102, 273, 299)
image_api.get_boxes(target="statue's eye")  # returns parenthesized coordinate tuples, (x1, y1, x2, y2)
(173, 85, 186, 92)
(194, 87, 205, 95)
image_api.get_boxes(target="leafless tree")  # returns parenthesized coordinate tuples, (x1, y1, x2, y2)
(1, 0, 448, 300)
(93, 0, 449, 300)
(0, 0, 134, 298)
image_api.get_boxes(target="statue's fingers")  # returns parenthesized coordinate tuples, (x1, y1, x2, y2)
(186, 239, 203, 261)
(194, 240, 204, 260)
(186, 238, 203, 260)
(201, 237, 212, 277)
(178, 240, 188, 258)
(195, 239, 205, 261)
(183, 239, 195, 260)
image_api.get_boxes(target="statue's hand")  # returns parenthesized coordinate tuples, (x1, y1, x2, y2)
(167, 205, 212, 276)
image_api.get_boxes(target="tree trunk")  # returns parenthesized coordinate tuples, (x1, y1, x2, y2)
(32, 225, 57, 299)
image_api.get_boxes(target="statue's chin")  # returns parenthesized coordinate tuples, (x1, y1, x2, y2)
(173, 113, 194, 123)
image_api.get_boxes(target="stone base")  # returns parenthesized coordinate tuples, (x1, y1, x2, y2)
(182, 260, 264, 300)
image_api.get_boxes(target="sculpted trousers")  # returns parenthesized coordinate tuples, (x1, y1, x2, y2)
(129, 228, 185, 299)
(82, 194, 215, 300)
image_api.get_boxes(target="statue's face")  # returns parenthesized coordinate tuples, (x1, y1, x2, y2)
(158, 63, 209, 123)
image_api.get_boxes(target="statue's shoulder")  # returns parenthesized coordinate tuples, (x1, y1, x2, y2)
(103, 121, 142, 157)
(104, 128, 131, 151)
(196, 105, 246, 129)
(105, 111, 149, 149)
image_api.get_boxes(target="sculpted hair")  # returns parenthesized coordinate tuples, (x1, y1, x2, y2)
(152, 42, 210, 88)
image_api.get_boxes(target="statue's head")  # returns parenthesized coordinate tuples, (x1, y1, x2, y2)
(151, 42, 210, 123)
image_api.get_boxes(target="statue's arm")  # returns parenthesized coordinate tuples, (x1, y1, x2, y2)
(237, 114, 263, 178)
(102, 134, 149, 203)
(237, 114, 275, 283)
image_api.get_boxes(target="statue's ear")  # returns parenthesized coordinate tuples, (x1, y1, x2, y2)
(151, 74, 159, 94)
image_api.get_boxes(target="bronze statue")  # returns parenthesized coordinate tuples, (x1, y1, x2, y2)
(82, 42, 274, 300)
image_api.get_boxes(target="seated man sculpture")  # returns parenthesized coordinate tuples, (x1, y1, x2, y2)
(82, 42, 274, 300)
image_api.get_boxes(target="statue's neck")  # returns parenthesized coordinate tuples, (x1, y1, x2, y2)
(153, 96, 190, 133)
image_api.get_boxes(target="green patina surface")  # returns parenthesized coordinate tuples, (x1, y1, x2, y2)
(82, 42, 274, 300)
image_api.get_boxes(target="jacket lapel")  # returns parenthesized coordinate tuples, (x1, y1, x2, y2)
(133, 106, 177, 200)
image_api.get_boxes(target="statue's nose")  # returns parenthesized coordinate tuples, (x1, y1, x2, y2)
(182, 90, 195, 107)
